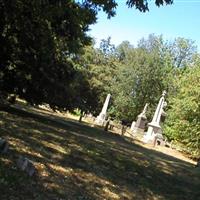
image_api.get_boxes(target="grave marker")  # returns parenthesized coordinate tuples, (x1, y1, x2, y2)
(95, 94, 111, 126)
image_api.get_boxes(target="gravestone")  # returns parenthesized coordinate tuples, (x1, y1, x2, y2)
(95, 94, 111, 126)
(135, 103, 148, 129)
(0, 138, 9, 153)
(143, 91, 167, 144)
(130, 121, 136, 132)
(17, 156, 36, 176)
(131, 104, 148, 136)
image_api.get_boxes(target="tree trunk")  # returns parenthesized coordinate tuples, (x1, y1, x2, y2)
(79, 110, 84, 122)
(104, 119, 110, 131)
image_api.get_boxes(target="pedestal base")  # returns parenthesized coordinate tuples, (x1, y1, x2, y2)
(135, 115, 147, 130)
(143, 123, 162, 144)
(95, 113, 106, 126)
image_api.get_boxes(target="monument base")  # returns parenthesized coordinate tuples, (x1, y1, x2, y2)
(131, 127, 145, 140)
(135, 115, 147, 130)
(143, 122, 162, 144)
(132, 127, 145, 135)
(95, 113, 106, 126)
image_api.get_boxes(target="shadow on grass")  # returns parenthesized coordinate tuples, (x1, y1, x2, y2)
(0, 105, 200, 200)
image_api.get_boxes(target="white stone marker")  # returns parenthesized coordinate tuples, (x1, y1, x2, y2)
(95, 94, 111, 126)
(143, 91, 167, 143)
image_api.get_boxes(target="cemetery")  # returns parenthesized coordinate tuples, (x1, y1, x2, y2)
(1, 1, 200, 199)
(0, 96, 200, 200)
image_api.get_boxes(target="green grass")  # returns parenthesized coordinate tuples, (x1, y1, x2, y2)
(0, 105, 200, 200)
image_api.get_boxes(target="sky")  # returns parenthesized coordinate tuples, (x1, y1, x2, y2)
(88, 0, 200, 50)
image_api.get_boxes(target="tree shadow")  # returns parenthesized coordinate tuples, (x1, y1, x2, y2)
(0, 106, 200, 200)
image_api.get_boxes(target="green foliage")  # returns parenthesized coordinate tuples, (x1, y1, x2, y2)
(73, 38, 119, 115)
(126, 0, 173, 12)
(164, 65, 200, 158)
(169, 38, 197, 68)
(0, 0, 175, 111)
(110, 35, 174, 121)
(0, 0, 96, 108)
(74, 34, 198, 125)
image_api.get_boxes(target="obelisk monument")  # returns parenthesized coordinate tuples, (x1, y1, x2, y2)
(143, 91, 167, 143)
(95, 94, 111, 126)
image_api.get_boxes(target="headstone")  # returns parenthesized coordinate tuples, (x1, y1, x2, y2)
(17, 156, 36, 176)
(135, 103, 149, 130)
(95, 94, 111, 126)
(143, 91, 167, 144)
(130, 121, 136, 132)
(0, 138, 9, 153)
(130, 104, 148, 137)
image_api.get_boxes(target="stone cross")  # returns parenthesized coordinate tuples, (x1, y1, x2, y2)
(95, 94, 111, 126)
(143, 91, 167, 143)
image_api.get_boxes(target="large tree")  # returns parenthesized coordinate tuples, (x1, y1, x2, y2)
(0, 0, 99, 108)
(74, 39, 118, 115)
(110, 35, 174, 122)
(126, 0, 173, 12)
(164, 64, 200, 158)
(0, 0, 174, 109)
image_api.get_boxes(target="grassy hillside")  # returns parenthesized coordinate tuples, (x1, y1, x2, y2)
(0, 105, 200, 200)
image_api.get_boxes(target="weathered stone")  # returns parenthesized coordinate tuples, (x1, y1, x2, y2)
(135, 116, 147, 129)
(17, 156, 28, 170)
(0, 138, 9, 153)
(143, 91, 167, 144)
(131, 104, 148, 137)
(135, 103, 148, 130)
(25, 160, 36, 176)
(95, 94, 111, 126)
(153, 133, 165, 146)
(17, 156, 36, 176)
(130, 121, 136, 132)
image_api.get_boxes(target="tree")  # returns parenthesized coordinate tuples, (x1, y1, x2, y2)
(169, 38, 197, 68)
(74, 40, 118, 116)
(126, 0, 173, 12)
(110, 35, 174, 122)
(0, 0, 174, 109)
(116, 41, 134, 62)
(0, 0, 100, 108)
(164, 65, 200, 158)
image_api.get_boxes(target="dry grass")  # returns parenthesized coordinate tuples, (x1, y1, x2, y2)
(0, 104, 200, 200)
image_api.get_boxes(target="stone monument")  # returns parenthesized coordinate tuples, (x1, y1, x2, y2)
(0, 138, 9, 153)
(95, 94, 111, 126)
(130, 121, 136, 132)
(135, 103, 148, 129)
(131, 103, 148, 134)
(143, 91, 167, 144)
(17, 156, 36, 176)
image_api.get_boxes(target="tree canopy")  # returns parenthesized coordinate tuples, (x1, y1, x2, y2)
(1, 0, 200, 158)
(164, 64, 200, 158)
(0, 0, 174, 109)
(126, 0, 173, 12)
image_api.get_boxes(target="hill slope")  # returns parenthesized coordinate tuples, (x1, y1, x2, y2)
(0, 105, 200, 200)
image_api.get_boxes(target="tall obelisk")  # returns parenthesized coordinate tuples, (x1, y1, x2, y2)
(143, 91, 167, 143)
(95, 94, 111, 126)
